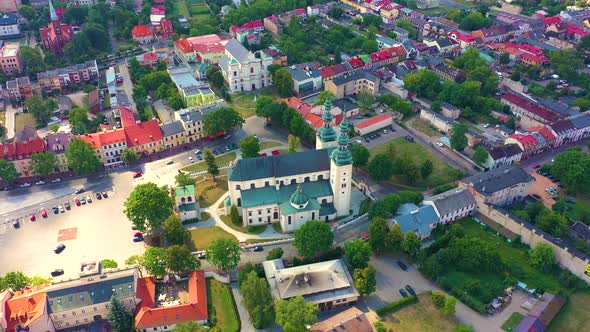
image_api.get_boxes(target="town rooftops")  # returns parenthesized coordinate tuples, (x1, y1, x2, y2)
(332, 71, 378, 86)
(224, 38, 251, 64)
(240, 180, 333, 209)
(5, 285, 48, 332)
(230, 19, 264, 34)
(132, 25, 153, 38)
(287, 67, 321, 82)
(160, 120, 185, 137)
(489, 144, 522, 160)
(461, 165, 534, 195)
(568, 113, 590, 129)
(508, 133, 538, 148)
(0, 13, 17, 25)
(124, 119, 163, 147)
(46, 132, 72, 154)
(177, 108, 204, 123)
(502, 92, 560, 122)
(174, 34, 226, 54)
(310, 307, 374, 332)
(392, 203, 439, 235)
(355, 114, 392, 129)
(425, 188, 476, 218)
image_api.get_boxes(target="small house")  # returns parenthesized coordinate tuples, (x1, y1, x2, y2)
(175, 185, 200, 221)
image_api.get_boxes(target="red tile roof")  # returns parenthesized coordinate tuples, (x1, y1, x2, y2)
(150, 6, 165, 15)
(0, 142, 15, 159)
(79, 133, 101, 148)
(508, 133, 538, 148)
(15, 138, 46, 158)
(310, 307, 374, 332)
(230, 20, 263, 34)
(285, 97, 312, 118)
(543, 16, 562, 26)
(529, 126, 556, 142)
(356, 114, 392, 129)
(100, 128, 126, 146)
(174, 34, 226, 54)
(132, 25, 153, 38)
(502, 93, 559, 122)
(567, 24, 589, 36)
(296, 8, 306, 15)
(119, 105, 137, 128)
(142, 52, 159, 62)
(124, 119, 164, 148)
(6, 285, 49, 332)
(319, 65, 337, 79)
(135, 271, 208, 329)
(349, 57, 364, 69)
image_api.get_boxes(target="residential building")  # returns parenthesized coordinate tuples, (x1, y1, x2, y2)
(136, 51, 170, 67)
(501, 92, 560, 128)
(4, 138, 46, 177)
(45, 132, 73, 173)
(263, 15, 283, 36)
(168, 66, 216, 107)
(285, 97, 356, 131)
(0, 0, 21, 13)
(161, 120, 186, 148)
(379, 4, 402, 24)
(4, 285, 54, 332)
(124, 119, 164, 155)
(37, 60, 99, 91)
(0, 290, 10, 331)
(459, 165, 535, 207)
(230, 20, 264, 43)
(46, 261, 139, 330)
(514, 293, 565, 332)
(0, 43, 21, 75)
(57, 95, 71, 113)
(156, 18, 173, 37)
(175, 185, 200, 221)
(310, 307, 374, 332)
(287, 66, 322, 96)
(174, 107, 205, 143)
(219, 38, 273, 93)
(150, 5, 165, 26)
(568, 113, 590, 142)
(354, 114, 393, 136)
(227, 117, 352, 231)
(376, 36, 396, 50)
(6, 76, 31, 100)
(483, 144, 523, 170)
(131, 25, 154, 44)
(40, 0, 72, 56)
(430, 62, 465, 82)
(423, 188, 476, 224)
(324, 71, 380, 99)
(505, 133, 538, 158)
(79, 128, 127, 168)
(319, 63, 353, 82)
(30, 0, 48, 9)
(548, 119, 576, 147)
(440, 102, 461, 119)
(263, 259, 359, 311)
(174, 34, 228, 64)
(88, 89, 100, 113)
(261, 48, 288, 66)
(419, 108, 455, 133)
(0, 14, 21, 39)
(390, 203, 440, 240)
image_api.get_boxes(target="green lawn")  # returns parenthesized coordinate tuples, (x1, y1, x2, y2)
(182, 152, 236, 172)
(230, 88, 276, 118)
(207, 278, 240, 332)
(15, 112, 37, 131)
(502, 312, 525, 332)
(380, 293, 458, 332)
(170, 0, 190, 17)
(368, 138, 463, 189)
(411, 119, 440, 137)
(220, 215, 267, 234)
(195, 178, 228, 207)
(188, 226, 237, 251)
(548, 292, 590, 332)
(259, 140, 282, 150)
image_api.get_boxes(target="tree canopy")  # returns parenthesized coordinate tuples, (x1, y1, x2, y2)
(204, 148, 220, 180)
(530, 243, 556, 273)
(240, 135, 260, 159)
(353, 265, 377, 296)
(351, 144, 370, 168)
(107, 296, 133, 332)
(275, 296, 318, 332)
(294, 220, 334, 258)
(0, 159, 18, 181)
(164, 215, 190, 246)
(450, 123, 468, 152)
(124, 183, 174, 233)
(65, 137, 101, 174)
(203, 107, 244, 136)
(240, 271, 276, 328)
(472, 146, 489, 165)
(368, 154, 394, 181)
(345, 238, 372, 270)
(206, 238, 241, 271)
(30, 152, 57, 177)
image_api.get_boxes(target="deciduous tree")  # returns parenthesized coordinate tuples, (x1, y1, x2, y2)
(122, 148, 138, 163)
(230, 205, 240, 225)
(0, 272, 30, 291)
(401, 231, 421, 259)
(288, 134, 300, 153)
(240, 271, 276, 329)
(472, 146, 488, 165)
(353, 265, 376, 296)
(368, 217, 389, 253)
(203, 107, 244, 136)
(240, 135, 260, 158)
(101, 259, 118, 269)
(273, 69, 293, 97)
(442, 296, 457, 315)
(345, 238, 371, 270)
(529, 242, 556, 273)
(450, 123, 468, 152)
(174, 172, 194, 186)
(166, 244, 200, 274)
(420, 159, 433, 179)
(29, 152, 57, 177)
(141, 247, 167, 277)
(206, 238, 241, 271)
(66, 137, 101, 174)
(0, 159, 18, 182)
(294, 220, 334, 258)
(368, 154, 394, 181)
(386, 223, 404, 252)
(276, 296, 318, 332)
(204, 148, 219, 180)
(314, 91, 334, 106)
(431, 291, 446, 308)
(124, 182, 174, 232)
(350, 144, 370, 169)
(164, 215, 190, 246)
(25, 96, 54, 126)
(357, 91, 375, 111)
(266, 247, 284, 260)
(171, 321, 207, 332)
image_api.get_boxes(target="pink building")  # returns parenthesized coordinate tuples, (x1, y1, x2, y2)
(0, 43, 21, 75)
(0, 0, 21, 13)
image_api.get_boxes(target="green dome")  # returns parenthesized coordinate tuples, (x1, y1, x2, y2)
(317, 125, 338, 142)
(324, 97, 333, 111)
(337, 132, 349, 146)
(322, 110, 333, 123)
(339, 117, 349, 133)
(290, 185, 309, 207)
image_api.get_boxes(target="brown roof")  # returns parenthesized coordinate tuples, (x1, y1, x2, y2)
(310, 307, 374, 332)
(527, 293, 565, 326)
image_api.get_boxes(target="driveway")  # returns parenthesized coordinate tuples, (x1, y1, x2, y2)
(529, 173, 559, 208)
(4, 104, 17, 139)
(117, 63, 136, 110)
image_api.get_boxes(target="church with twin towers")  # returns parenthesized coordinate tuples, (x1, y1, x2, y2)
(227, 98, 353, 232)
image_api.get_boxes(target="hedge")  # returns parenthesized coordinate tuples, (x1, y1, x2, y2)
(376, 295, 418, 317)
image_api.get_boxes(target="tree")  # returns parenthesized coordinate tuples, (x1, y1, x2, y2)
(459, 11, 492, 31)
(368, 217, 389, 253)
(240, 135, 260, 159)
(230, 205, 240, 225)
(350, 144, 370, 169)
(442, 296, 457, 315)
(357, 91, 375, 111)
(124, 183, 174, 233)
(386, 223, 404, 252)
(20, 46, 45, 76)
(28, 275, 52, 286)
(175, 172, 194, 186)
(354, 265, 377, 296)
(293, 220, 334, 258)
(166, 244, 201, 274)
(345, 238, 371, 270)
(68, 107, 90, 134)
(403, 70, 441, 100)
(0, 159, 18, 182)
(0, 272, 29, 291)
(499, 53, 510, 65)
(314, 90, 334, 106)
(101, 259, 118, 269)
(288, 134, 300, 153)
(529, 243, 556, 273)
(240, 271, 276, 328)
(66, 137, 101, 174)
(368, 154, 394, 181)
(328, 6, 343, 19)
(275, 296, 318, 332)
(361, 39, 378, 53)
(420, 159, 433, 179)
(171, 321, 208, 332)
(472, 146, 489, 165)
(206, 66, 225, 89)
(455, 324, 475, 332)
(255, 95, 274, 119)
(204, 148, 220, 180)
(266, 247, 284, 260)
(24, 96, 52, 126)
(203, 107, 244, 136)
(536, 210, 569, 237)
(431, 291, 446, 308)
(121, 148, 138, 163)
(401, 231, 421, 259)
(273, 69, 293, 97)
(450, 123, 468, 152)
(165, 215, 190, 246)
(18, 5, 36, 20)
(107, 296, 133, 332)
(142, 246, 167, 277)
(206, 238, 241, 271)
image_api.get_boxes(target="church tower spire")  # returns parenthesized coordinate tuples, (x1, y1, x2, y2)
(49, 0, 59, 21)
(315, 97, 338, 150)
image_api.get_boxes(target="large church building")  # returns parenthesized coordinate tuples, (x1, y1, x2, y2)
(227, 98, 353, 232)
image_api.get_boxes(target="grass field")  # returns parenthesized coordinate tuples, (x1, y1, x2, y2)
(259, 141, 282, 150)
(547, 292, 590, 332)
(230, 88, 276, 118)
(502, 312, 524, 332)
(170, 0, 190, 17)
(207, 278, 240, 332)
(195, 178, 228, 207)
(182, 152, 236, 172)
(220, 215, 267, 234)
(188, 226, 237, 251)
(368, 138, 463, 189)
(15, 113, 37, 131)
(380, 293, 458, 332)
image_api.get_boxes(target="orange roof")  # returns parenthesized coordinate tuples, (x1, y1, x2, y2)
(79, 132, 101, 148)
(132, 25, 153, 38)
(119, 105, 137, 128)
(135, 271, 208, 329)
(99, 128, 126, 145)
(6, 285, 49, 332)
(285, 97, 313, 117)
(124, 119, 164, 147)
(356, 114, 391, 129)
(310, 307, 374, 332)
(174, 34, 226, 54)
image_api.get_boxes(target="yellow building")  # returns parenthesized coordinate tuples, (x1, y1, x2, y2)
(160, 120, 187, 148)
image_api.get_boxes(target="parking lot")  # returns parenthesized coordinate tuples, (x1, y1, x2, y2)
(354, 124, 404, 150)
(0, 172, 145, 280)
(528, 172, 560, 208)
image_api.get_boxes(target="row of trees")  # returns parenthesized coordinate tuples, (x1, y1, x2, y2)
(256, 97, 316, 144)
(0, 271, 52, 292)
(128, 61, 184, 113)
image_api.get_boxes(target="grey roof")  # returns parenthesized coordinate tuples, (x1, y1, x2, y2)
(228, 149, 331, 182)
(287, 67, 321, 82)
(178, 108, 204, 123)
(0, 14, 17, 25)
(436, 38, 453, 47)
(549, 119, 575, 133)
(376, 36, 396, 45)
(461, 165, 534, 195)
(488, 144, 522, 160)
(538, 98, 578, 117)
(15, 125, 37, 141)
(225, 38, 250, 64)
(568, 113, 590, 129)
(333, 99, 357, 112)
(426, 188, 476, 217)
(496, 125, 514, 135)
(160, 120, 185, 137)
(569, 221, 590, 241)
(332, 71, 378, 86)
(393, 205, 439, 236)
(58, 95, 71, 107)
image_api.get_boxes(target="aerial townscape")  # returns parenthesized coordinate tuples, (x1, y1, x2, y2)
(2, 0, 590, 331)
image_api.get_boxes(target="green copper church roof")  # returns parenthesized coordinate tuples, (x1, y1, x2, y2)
(331, 132, 353, 166)
(289, 184, 309, 206)
(339, 116, 349, 133)
(317, 125, 338, 142)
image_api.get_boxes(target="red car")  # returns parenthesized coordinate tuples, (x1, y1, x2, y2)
(133, 171, 142, 178)
(74, 198, 81, 206)
(40, 209, 48, 218)
(29, 214, 36, 221)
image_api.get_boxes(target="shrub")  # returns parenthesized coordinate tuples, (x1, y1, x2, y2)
(247, 226, 256, 233)
(266, 247, 284, 260)
(358, 198, 373, 215)
(101, 259, 118, 269)
(432, 183, 458, 195)
(431, 291, 446, 308)
(376, 295, 418, 316)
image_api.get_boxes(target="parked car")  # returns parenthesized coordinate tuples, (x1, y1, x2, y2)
(41, 209, 48, 218)
(64, 202, 71, 210)
(436, 142, 444, 147)
(133, 171, 143, 178)
(54, 244, 66, 254)
(399, 289, 409, 298)
(133, 234, 144, 242)
(96, 192, 102, 200)
(52, 207, 59, 215)
(405, 135, 414, 142)
(86, 195, 93, 203)
(166, 159, 174, 165)
(75, 188, 85, 194)
(196, 154, 203, 160)
(189, 156, 195, 163)
(58, 205, 65, 213)
(102, 192, 108, 198)
(80, 197, 86, 205)
(20, 183, 31, 188)
(35, 180, 45, 185)
(196, 251, 206, 259)
(405, 285, 416, 296)
(51, 178, 61, 183)
(13, 220, 20, 229)
(534, 164, 541, 169)
(195, 149, 202, 155)
(29, 214, 36, 221)
(397, 261, 408, 271)
(51, 269, 64, 277)
(74, 198, 81, 206)
(253, 246, 264, 252)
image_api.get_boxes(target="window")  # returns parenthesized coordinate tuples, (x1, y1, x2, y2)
(250, 67, 254, 73)
(72, 312, 76, 316)
(258, 210, 262, 215)
(288, 216, 291, 224)
(236, 185, 241, 190)
(187, 196, 192, 202)
(248, 211, 252, 217)
(258, 217, 262, 222)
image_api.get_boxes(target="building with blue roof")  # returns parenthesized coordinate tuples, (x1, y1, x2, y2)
(390, 203, 441, 240)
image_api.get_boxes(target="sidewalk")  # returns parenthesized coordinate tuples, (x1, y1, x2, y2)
(231, 282, 255, 332)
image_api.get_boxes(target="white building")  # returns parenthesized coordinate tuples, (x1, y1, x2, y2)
(219, 38, 273, 93)
(459, 165, 535, 207)
(0, 14, 21, 39)
(423, 188, 477, 224)
(227, 113, 352, 232)
(175, 185, 200, 221)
